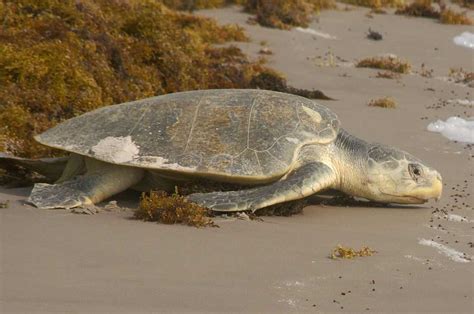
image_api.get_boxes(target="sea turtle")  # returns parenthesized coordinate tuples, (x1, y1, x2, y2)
(0, 89, 442, 213)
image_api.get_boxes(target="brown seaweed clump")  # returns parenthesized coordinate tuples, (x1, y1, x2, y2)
(331, 245, 377, 259)
(395, 0, 440, 18)
(452, 0, 474, 9)
(368, 97, 397, 108)
(135, 190, 217, 227)
(338, 0, 405, 9)
(357, 56, 411, 74)
(448, 68, 474, 87)
(439, 8, 473, 25)
(244, 0, 315, 29)
(244, 0, 338, 29)
(396, 0, 472, 25)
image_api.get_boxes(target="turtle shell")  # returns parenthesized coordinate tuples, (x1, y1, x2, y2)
(36, 89, 339, 181)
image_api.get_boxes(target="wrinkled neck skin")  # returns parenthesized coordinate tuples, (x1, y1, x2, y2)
(330, 129, 371, 199)
(298, 129, 371, 199)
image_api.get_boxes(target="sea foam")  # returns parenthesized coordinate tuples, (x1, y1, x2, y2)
(453, 32, 474, 49)
(427, 117, 474, 144)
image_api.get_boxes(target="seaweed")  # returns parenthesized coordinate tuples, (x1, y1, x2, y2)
(452, 0, 474, 9)
(396, 0, 472, 25)
(368, 97, 397, 108)
(448, 67, 474, 86)
(395, 0, 440, 18)
(331, 245, 377, 259)
(338, 0, 405, 9)
(244, 0, 314, 29)
(135, 190, 218, 227)
(439, 8, 472, 25)
(242, 0, 337, 29)
(356, 56, 411, 74)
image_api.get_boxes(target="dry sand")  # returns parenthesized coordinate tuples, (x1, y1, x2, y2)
(1, 5, 473, 313)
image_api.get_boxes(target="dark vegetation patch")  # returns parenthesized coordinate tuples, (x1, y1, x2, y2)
(0, 0, 330, 161)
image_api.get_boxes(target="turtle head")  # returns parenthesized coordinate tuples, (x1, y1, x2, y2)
(364, 145, 442, 204)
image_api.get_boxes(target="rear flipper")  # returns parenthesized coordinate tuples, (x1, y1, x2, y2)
(28, 158, 144, 214)
(0, 152, 68, 182)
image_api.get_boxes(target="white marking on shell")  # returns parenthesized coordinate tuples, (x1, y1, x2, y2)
(285, 137, 300, 144)
(301, 106, 322, 123)
(91, 136, 139, 163)
(138, 156, 197, 171)
(418, 239, 471, 263)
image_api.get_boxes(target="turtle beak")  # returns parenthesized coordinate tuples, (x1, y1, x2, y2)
(404, 170, 442, 203)
(419, 171, 442, 202)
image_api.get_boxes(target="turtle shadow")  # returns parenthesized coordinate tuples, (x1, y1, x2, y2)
(307, 194, 428, 210)
(0, 186, 32, 197)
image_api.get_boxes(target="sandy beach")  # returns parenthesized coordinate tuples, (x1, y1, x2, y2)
(1, 5, 473, 313)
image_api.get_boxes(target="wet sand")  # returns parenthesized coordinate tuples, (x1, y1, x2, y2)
(1, 5, 473, 313)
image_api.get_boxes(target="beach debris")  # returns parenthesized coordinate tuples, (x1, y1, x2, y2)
(0, 200, 9, 208)
(330, 245, 377, 259)
(427, 117, 474, 144)
(356, 55, 411, 73)
(368, 97, 397, 108)
(135, 190, 217, 227)
(418, 238, 471, 263)
(453, 32, 474, 49)
(367, 28, 383, 40)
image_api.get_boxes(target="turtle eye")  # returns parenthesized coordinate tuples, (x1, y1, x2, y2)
(408, 163, 422, 180)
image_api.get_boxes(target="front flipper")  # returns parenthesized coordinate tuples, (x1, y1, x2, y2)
(28, 159, 144, 213)
(186, 162, 337, 212)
